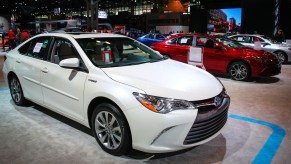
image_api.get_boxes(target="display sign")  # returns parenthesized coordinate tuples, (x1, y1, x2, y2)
(54, 8, 60, 15)
(33, 43, 43, 53)
(98, 11, 108, 19)
(188, 47, 205, 70)
(254, 41, 262, 50)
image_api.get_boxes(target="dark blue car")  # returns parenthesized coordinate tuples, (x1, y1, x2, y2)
(137, 33, 168, 47)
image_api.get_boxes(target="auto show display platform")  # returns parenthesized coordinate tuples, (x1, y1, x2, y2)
(0, 56, 290, 163)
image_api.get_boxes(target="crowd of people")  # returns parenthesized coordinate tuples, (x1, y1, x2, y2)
(1, 27, 30, 51)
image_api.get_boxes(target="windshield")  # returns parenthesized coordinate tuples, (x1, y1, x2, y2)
(76, 37, 165, 68)
(216, 37, 245, 48)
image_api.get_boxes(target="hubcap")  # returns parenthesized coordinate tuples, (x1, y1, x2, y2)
(10, 78, 22, 103)
(276, 52, 285, 64)
(95, 111, 122, 150)
(230, 64, 248, 80)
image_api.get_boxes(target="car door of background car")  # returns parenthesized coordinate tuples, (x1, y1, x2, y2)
(195, 36, 226, 72)
(15, 36, 52, 104)
(41, 37, 88, 121)
(166, 36, 193, 63)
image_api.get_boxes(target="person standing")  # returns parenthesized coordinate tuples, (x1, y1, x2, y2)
(15, 27, 22, 46)
(274, 29, 285, 43)
(21, 29, 30, 42)
(7, 28, 16, 50)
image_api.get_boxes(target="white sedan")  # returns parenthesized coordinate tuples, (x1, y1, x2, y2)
(2, 33, 230, 156)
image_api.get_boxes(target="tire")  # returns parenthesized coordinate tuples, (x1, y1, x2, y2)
(9, 75, 27, 105)
(229, 61, 251, 81)
(274, 51, 287, 64)
(91, 103, 131, 156)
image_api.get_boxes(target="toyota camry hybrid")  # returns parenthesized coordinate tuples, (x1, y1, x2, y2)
(3, 33, 230, 156)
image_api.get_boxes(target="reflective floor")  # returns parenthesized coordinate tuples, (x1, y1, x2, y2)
(1, 55, 291, 164)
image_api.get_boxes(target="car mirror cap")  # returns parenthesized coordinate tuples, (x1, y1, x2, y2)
(59, 58, 80, 68)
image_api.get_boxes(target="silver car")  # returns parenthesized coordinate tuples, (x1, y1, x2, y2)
(229, 34, 291, 63)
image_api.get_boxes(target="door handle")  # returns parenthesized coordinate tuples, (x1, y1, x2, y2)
(16, 59, 21, 63)
(41, 67, 49, 73)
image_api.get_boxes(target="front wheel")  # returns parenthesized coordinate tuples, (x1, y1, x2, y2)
(91, 103, 131, 156)
(9, 75, 27, 105)
(274, 51, 287, 64)
(229, 61, 251, 81)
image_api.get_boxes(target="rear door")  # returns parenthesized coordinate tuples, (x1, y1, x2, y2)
(41, 37, 88, 121)
(166, 36, 193, 63)
(14, 36, 52, 104)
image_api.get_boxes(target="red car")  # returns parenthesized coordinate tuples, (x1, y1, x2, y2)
(151, 33, 281, 81)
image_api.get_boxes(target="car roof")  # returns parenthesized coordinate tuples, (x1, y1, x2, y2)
(35, 33, 128, 39)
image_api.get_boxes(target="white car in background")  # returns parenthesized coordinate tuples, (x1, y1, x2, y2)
(229, 34, 291, 64)
(2, 33, 230, 156)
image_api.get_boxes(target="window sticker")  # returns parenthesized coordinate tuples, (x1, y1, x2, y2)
(237, 37, 243, 41)
(181, 38, 188, 44)
(33, 43, 43, 53)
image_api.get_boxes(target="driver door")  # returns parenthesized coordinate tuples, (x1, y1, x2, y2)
(41, 37, 88, 121)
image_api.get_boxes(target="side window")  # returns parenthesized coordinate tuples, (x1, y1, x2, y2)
(196, 37, 208, 47)
(156, 34, 165, 40)
(18, 40, 32, 55)
(167, 38, 178, 45)
(249, 36, 263, 43)
(177, 36, 193, 46)
(255, 37, 264, 42)
(234, 36, 247, 43)
(51, 38, 79, 64)
(148, 34, 155, 39)
(143, 34, 150, 38)
(26, 37, 51, 59)
(204, 38, 215, 48)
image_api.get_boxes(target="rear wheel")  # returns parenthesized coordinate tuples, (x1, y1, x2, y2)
(91, 103, 131, 156)
(274, 51, 287, 64)
(229, 61, 251, 81)
(9, 75, 27, 105)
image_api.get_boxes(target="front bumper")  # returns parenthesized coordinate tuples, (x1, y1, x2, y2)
(124, 92, 230, 153)
(251, 59, 281, 77)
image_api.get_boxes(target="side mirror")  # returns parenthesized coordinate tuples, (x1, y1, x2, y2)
(215, 44, 226, 50)
(59, 58, 80, 68)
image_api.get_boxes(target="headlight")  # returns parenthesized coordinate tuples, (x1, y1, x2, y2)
(253, 56, 272, 62)
(133, 92, 196, 114)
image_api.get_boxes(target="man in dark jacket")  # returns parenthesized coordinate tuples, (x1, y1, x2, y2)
(274, 29, 285, 43)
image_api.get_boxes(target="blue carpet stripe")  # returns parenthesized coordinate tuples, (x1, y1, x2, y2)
(229, 114, 286, 164)
(0, 88, 9, 91)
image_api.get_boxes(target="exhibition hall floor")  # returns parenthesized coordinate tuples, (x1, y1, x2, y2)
(0, 55, 290, 163)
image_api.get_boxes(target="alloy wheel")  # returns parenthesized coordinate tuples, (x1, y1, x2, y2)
(95, 111, 122, 150)
(230, 63, 249, 81)
(276, 52, 286, 64)
(10, 78, 22, 103)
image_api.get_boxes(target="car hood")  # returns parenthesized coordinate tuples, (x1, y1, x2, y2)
(101, 59, 223, 101)
(277, 43, 291, 48)
(239, 48, 276, 59)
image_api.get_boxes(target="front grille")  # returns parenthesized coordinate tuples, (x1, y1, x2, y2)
(184, 92, 230, 145)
